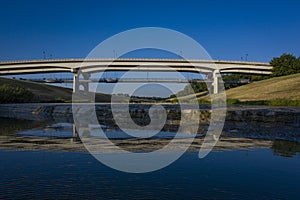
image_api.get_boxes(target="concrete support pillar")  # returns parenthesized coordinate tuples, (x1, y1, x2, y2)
(82, 73, 91, 93)
(71, 124, 80, 143)
(213, 70, 220, 94)
(73, 73, 79, 93)
(206, 73, 213, 94)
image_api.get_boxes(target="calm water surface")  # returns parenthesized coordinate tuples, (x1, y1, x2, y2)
(1, 117, 300, 199)
(1, 148, 300, 199)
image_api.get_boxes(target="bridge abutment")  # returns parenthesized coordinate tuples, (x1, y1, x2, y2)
(72, 71, 91, 94)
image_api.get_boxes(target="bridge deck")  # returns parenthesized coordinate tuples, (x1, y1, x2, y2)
(0, 58, 272, 75)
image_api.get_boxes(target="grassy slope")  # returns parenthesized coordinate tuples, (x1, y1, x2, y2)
(0, 77, 72, 102)
(225, 73, 300, 101)
(0, 77, 114, 103)
(166, 91, 208, 102)
(2, 73, 299, 104)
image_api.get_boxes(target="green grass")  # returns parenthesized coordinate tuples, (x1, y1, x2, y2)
(2, 73, 300, 105)
(225, 73, 300, 101)
(0, 77, 157, 103)
(0, 77, 112, 103)
(0, 77, 73, 103)
(226, 99, 300, 106)
(224, 73, 300, 106)
(195, 73, 300, 106)
(0, 84, 34, 103)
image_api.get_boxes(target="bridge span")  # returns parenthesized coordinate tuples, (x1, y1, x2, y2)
(0, 58, 272, 94)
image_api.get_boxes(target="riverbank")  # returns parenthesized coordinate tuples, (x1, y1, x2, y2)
(0, 103, 299, 142)
(225, 73, 300, 102)
(0, 103, 299, 124)
(0, 134, 272, 153)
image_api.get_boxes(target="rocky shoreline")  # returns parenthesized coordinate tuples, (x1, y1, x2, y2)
(0, 135, 273, 153)
(0, 103, 299, 122)
(0, 103, 299, 142)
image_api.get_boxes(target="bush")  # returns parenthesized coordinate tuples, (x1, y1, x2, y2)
(0, 84, 34, 103)
(229, 99, 300, 106)
(227, 99, 241, 104)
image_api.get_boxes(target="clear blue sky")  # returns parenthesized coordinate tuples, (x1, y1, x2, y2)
(1, 0, 300, 62)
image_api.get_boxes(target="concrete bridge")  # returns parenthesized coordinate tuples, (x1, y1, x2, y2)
(0, 58, 272, 94)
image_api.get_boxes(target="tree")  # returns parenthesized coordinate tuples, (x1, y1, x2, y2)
(270, 53, 300, 77)
(175, 82, 208, 97)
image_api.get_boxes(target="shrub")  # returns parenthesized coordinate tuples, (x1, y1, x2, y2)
(0, 84, 34, 103)
(227, 99, 241, 104)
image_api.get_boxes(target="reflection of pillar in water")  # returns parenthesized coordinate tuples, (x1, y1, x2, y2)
(180, 109, 200, 134)
(71, 124, 80, 143)
(294, 114, 299, 127)
(82, 128, 91, 137)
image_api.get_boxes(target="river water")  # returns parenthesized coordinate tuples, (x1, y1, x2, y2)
(0, 109, 300, 199)
(1, 149, 299, 199)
